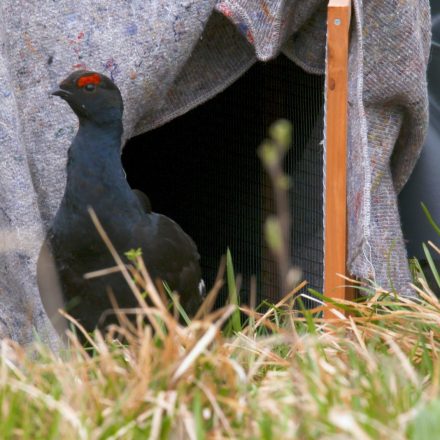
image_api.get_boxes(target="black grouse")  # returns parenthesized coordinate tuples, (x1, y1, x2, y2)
(38, 70, 204, 333)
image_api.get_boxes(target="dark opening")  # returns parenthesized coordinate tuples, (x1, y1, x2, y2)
(122, 54, 325, 307)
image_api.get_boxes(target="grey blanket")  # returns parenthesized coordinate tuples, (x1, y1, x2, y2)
(0, 0, 431, 348)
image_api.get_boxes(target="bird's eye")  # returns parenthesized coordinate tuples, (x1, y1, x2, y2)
(84, 83, 96, 92)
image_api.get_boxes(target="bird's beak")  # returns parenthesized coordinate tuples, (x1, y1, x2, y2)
(51, 87, 72, 100)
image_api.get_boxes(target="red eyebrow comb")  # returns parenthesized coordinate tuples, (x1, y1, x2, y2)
(77, 73, 101, 88)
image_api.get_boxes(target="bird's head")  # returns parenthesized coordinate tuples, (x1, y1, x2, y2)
(52, 71, 123, 126)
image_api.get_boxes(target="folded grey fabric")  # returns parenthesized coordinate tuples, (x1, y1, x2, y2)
(0, 0, 431, 347)
(400, 3, 440, 258)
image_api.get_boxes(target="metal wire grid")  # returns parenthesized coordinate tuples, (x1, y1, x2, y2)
(122, 54, 324, 307)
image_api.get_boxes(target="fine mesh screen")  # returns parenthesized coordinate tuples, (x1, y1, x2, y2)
(122, 54, 324, 307)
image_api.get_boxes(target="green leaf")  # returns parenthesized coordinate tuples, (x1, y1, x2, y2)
(257, 140, 278, 168)
(259, 413, 274, 440)
(124, 248, 142, 262)
(264, 216, 283, 253)
(193, 389, 205, 440)
(163, 281, 191, 326)
(422, 243, 440, 290)
(226, 248, 241, 333)
(408, 399, 440, 440)
(276, 175, 291, 190)
(421, 202, 440, 237)
(409, 257, 428, 285)
(269, 119, 292, 152)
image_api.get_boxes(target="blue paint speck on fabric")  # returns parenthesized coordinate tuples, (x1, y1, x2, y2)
(237, 22, 249, 35)
(125, 23, 138, 36)
(64, 12, 80, 24)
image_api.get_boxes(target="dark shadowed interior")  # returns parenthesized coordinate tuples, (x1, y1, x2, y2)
(122, 54, 324, 307)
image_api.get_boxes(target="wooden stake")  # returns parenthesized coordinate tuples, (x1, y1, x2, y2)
(324, 0, 354, 318)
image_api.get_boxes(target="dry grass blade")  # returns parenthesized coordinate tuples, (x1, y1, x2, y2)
(328, 409, 371, 440)
(87, 207, 150, 311)
(150, 395, 165, 440)
(105, 420, 137, 440)
(106, 289, 138, 335)
(194, 278, 224, 320)
(58, 308, 99, 350)
(180, 404, 197, 440)
(428, 240, 440, 255)
(348, 316, 377, 371)
(83, 265, 124, 279)
(172, 305, 235, 384)
(253, 280, 307, 331)
(336, 273, 362, 284)
(195, 379, 235, 438)
(417, 279, 440, 305)
(194, 257, 226, 320)
(383, 333, 419, 387)
(135, 256, 169, 315)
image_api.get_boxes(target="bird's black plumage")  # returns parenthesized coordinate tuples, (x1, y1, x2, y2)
(38, 70, 204, 333)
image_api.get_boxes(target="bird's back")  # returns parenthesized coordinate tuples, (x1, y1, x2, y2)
(41, 185, 202, 331)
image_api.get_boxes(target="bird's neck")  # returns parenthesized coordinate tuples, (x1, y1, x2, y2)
(78, 119, 123, 141)
(52, 118, 145, 240)
(64, 120, 128, 202)
(70, 120, 122, 165)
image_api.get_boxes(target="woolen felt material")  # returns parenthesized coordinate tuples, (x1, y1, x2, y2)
(0, 1, 431, 348)
(400, 5, 440, 259)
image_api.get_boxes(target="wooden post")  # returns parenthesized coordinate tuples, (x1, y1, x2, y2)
(324, 0, 354, 318)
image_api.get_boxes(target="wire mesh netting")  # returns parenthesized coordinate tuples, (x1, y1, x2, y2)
(122, 54, 324, 307)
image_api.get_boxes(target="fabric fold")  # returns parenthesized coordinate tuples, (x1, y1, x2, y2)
(0, 0, 431, 344)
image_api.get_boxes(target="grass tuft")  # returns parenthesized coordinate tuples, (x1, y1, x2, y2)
(2, 264, 440, 438)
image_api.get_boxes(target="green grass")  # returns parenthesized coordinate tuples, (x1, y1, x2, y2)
(3, 121, 440, 438)
(3, 266, 440, 438)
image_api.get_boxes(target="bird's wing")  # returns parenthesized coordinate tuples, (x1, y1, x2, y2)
(131, 213, 202, 311)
